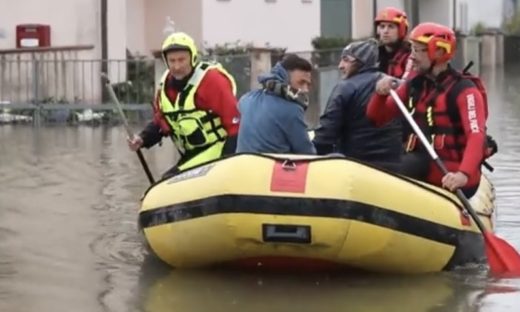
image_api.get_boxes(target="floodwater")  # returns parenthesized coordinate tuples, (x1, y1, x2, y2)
(1, 66, 520, 312)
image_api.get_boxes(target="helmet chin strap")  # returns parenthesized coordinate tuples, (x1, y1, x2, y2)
(426, 59, 437, 77)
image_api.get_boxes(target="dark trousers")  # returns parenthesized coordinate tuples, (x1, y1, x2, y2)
(401, 151, 479, 198)
(372, 160, 402, 175)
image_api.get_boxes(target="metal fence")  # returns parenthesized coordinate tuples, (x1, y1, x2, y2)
(0, 47, 344, 125)
(2, 34, 514, 108)
(0, 56, 152, 106)
(6, 37, 509, 126)
(0, 53, 256, 106)
(2, 33, 509, 126)
(203, 53, 252, 99)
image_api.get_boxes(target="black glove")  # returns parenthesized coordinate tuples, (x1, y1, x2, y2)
(222, 135, 237, 156)
(485, 134, 498, 158)
(139, 121, 164, 148)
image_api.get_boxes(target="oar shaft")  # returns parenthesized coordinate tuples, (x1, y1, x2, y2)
(101, 73, 134, 138)
(389, 90, 486, 232)
(390, 90, 438, 159)
(390, 74, 520, 276)
(101, 73, 155, 184)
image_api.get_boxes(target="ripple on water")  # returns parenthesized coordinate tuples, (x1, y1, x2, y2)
(89, 229, 145, 268)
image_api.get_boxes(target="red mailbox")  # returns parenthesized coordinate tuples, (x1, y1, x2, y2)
(16, 24, 51, 48)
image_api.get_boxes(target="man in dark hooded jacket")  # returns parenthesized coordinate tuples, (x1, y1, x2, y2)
(312, 38, 402, 172)
(236, 54, 316, 154)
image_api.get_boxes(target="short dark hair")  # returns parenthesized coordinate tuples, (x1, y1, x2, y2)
(280, 54, 312, 72)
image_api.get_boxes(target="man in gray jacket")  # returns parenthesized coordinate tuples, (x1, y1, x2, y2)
(312, 38, 402, 172)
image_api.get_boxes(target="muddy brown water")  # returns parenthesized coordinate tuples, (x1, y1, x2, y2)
(0, 66, 519, 311)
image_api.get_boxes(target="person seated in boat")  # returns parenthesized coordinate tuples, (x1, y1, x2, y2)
(374, 6, 414, 82)
(372, 7, 417, 147)
(235, 53, 316, 155)
(312, 38, 403, 172)
(127, 32, 240, 179)
(366, 22, 489, 198)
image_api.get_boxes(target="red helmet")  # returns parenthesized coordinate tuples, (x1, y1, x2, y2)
(374, 7, 409, 39)
(409, 22, 456, 63)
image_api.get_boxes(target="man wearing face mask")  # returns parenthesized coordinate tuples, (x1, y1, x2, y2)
(312, 39, 402, 172)
(236, 53, 316, 155)
(127, 32, 240, 179)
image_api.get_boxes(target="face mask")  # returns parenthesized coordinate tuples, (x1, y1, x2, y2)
(262, 80, 309, 110)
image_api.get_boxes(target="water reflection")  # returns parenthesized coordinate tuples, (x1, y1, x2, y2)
(134, 260, 519, 312)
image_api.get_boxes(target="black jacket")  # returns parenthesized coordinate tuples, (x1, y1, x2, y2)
(313, 67, 403, 170)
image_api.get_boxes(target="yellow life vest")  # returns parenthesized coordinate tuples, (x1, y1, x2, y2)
(158, 61, 237, 153)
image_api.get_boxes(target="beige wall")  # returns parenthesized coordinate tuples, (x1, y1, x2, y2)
(351, 0, 375, 39)
(107, 0, 128, 83)
(143, 0, 203, 55)
(201, 0, 320, 52)
(0, 0, 104, 103)
(126, 0, 147, 56)
(418, 0, 454, 28)
(0, 0, 101, 58)
(376, 0, 405, 11)
(0, 0, 129, 57)
(0, 0, 203, 57)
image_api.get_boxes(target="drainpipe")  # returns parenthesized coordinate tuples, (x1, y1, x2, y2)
(411, 0, 419, 27)
(101, 0, 108, 103)
(452, 0, 457, 30)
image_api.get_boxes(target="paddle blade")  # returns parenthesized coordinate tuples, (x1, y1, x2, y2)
(484, 231, 520, 277)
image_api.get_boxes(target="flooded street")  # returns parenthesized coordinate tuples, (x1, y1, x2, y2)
(1, 67, 519, 312)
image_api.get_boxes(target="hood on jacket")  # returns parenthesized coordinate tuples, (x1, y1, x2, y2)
(258, 62, 290, 85)
(256, 62, 309, 109)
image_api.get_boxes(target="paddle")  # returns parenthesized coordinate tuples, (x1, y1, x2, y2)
(101, 73, 155, 184)
(389, 89, 520, 277)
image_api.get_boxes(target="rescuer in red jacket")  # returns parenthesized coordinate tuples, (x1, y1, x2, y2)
(366, 22, 488, 198)
(127, 32, 240, 179)
(374, 7, 413, 80)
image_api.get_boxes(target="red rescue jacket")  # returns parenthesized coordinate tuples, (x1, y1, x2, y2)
(379, 43, 412, 79)
(367, 67, 488, 189)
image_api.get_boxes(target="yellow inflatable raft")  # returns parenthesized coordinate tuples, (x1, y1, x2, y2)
(138, 153, 496, 274)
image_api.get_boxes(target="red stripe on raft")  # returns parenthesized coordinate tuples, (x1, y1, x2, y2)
(270, 161, 309, 193)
